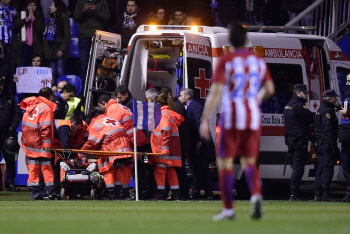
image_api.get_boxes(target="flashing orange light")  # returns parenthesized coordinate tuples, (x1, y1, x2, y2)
(216, 126, 221, 135)
(149, 25, 158, 31)
(191, 26, 199, 32)
(253, 46, 265, 57)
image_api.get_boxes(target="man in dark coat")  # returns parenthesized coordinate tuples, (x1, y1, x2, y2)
(179, 88, 213, 200)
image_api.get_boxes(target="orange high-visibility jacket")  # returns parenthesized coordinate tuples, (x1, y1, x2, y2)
(79, 114, 132, 174)
(105, 99, 149, 146)
(20, 96, 57, 158)
(150, 106, 184, 167)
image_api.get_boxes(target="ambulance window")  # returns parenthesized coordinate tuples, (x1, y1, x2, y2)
(262, 64, 303, 114)
(336, 67, 350, 102)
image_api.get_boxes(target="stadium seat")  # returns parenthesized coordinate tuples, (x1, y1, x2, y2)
(57, 75, 82, 97)
(69, 18, 79, 38)
(69, 38, 80, 57)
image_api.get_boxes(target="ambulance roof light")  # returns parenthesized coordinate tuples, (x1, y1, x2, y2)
(143, 25, 203, 32)
(149, 25, 157, 31)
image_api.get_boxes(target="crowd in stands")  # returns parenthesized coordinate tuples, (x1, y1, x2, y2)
(0, 0, 315, 89)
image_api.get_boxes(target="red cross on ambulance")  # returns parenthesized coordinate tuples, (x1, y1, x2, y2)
(195, 68, 210, 99)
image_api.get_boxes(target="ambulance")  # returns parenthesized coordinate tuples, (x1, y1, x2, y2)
(83, 26, 350, 190)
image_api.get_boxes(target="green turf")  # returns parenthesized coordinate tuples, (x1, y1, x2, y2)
(0, 191, 350, 234)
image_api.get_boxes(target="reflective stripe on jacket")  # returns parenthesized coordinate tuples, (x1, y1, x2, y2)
(79, 114, 132, 174)
(150, 106, 184, 167)
(20, 96, 57, 158)
(105, 99, 149, 146)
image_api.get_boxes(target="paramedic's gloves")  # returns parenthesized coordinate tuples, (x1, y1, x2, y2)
(8, 127, 16, 137)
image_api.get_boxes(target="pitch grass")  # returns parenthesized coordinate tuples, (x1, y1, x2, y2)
(0, 191, 350, 234)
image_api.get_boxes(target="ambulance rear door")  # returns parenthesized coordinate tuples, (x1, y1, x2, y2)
(183, 33, 216, 139)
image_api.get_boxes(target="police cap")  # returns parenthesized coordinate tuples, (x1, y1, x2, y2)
(293, 84, 310, 94)
(323, 89, 339, 98)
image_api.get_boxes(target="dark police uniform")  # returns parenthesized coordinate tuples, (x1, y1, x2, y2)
(0, 79, 22, 191)
(339, 89, 350, 202)
(283, 84, 314, 200)
(314, 89, 339, 201)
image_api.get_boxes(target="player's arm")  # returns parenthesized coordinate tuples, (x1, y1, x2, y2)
(200, 82, 223, 141)
(257, 79, 275, 102)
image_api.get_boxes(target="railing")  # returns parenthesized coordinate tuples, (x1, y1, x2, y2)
(285, 0, 350, 42)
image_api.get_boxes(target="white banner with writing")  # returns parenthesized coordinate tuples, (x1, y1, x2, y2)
(16, 67, 52, 93)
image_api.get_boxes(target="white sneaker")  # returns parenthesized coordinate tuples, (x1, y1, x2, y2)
(212, 211, 235, 221)
(250, 193, 263, 219)
(86, 163, 97, 172)
(60, 162, 70, 172)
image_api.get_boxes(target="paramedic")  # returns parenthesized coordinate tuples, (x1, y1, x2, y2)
(20, 87, 56, 200)
(79, 114, 132, 199)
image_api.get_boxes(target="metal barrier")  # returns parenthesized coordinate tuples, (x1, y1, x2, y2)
(285, 0, 350, 42)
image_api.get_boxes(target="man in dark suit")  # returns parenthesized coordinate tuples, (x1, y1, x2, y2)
(179, 88, 213, 200)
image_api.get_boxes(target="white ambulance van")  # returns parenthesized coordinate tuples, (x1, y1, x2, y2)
(83, 26, 350, 186)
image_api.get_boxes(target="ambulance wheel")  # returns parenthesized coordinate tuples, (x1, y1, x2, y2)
(91, 188, 96, 200)
(60, 188, 66, 200)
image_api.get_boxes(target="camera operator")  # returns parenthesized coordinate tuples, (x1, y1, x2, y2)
(339, 74, 350, 202)
(314, 89, 340, 201)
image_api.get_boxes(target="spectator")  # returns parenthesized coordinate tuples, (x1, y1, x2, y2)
(146, 5, 167, 25)
(13, 54, 46, 101)
(179, 88, 214, 200)
(51, 82, 76, 119)
(0, 0, 17, 64)
(168, 6, 199, 25)
(40, 0, 68, 19)
(116, 0, 144, 49)
(13, 0, 45, 68)
(0, 43, 16, 97)
(43, 0, 71, 84)
(74, 0, 110, 89)
(115, 85, 134, 111)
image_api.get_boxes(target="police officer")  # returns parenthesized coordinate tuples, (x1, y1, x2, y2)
(284, 84, 314, 201)
(314, 89, 340, 201)
(339, 73, 350, 202)
(0, 77, 22, 191)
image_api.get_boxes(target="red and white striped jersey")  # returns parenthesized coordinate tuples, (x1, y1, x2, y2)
(212, 49, 272, 130)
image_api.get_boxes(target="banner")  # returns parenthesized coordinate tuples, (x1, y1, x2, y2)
(16, 67, 52, 93)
